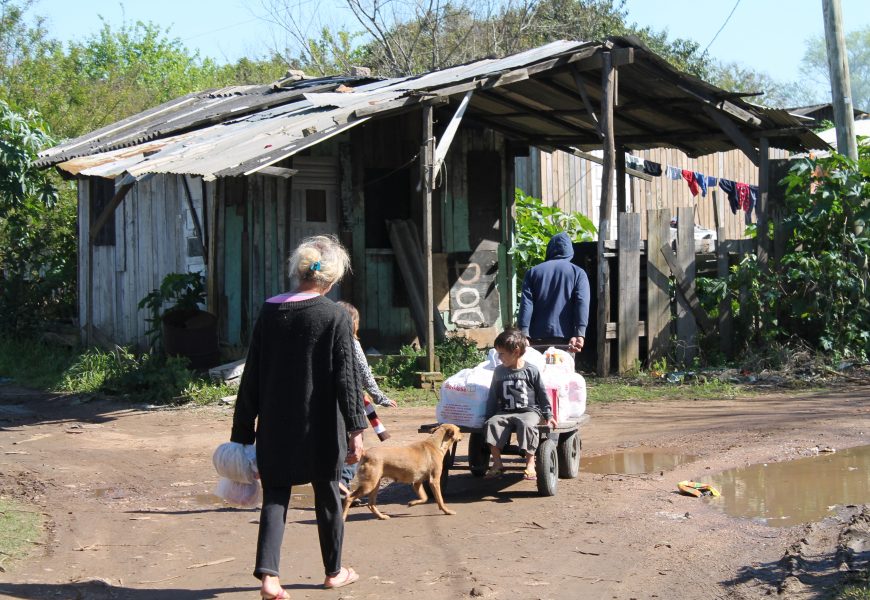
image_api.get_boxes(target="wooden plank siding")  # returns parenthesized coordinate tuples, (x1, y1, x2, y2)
(520, 146, 788, 240)
(77, 174, 198, 348)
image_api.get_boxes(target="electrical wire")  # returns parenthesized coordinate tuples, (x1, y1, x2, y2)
(702, 0, 742, 56)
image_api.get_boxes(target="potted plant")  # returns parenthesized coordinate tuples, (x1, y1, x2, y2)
(138, 272, 219, 369)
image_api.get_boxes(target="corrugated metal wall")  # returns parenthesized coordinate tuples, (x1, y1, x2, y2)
(516, 147, 789, 239)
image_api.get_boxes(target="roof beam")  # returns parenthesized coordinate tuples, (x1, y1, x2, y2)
(572, 67, 602, 137)
(478, 87, 597, 137)
(433, 91, 473, 177)
(702, 105, 760, 166)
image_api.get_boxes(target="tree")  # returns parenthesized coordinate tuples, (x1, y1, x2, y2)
(801, 26, 870, 111)
(261, 0, 712, 78)
(709, 61, 819, 109)
(0, 100, 73, 334)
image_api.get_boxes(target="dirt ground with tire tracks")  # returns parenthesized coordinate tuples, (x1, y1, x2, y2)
(0, 382, 868, 600)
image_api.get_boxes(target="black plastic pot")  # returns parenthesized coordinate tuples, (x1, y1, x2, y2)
(162, 309, 220, 370)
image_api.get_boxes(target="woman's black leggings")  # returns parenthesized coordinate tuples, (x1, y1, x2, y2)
(254, 480, 343, 579)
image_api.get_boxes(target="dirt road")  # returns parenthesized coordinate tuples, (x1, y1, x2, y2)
(0, 383, 868, 599)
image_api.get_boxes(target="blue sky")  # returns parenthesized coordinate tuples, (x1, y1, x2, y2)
(31, 0, 870, 85)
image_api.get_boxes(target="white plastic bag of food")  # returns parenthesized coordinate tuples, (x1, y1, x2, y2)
(212, 442, 258, 483)
(437, 367, 492, 428)
(215, 477, 261, 508)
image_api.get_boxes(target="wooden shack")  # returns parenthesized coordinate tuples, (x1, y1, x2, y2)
(38, 36, 825, 370)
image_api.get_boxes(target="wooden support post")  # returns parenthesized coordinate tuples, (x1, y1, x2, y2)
(646, 208, 671, 365)
(421, 105, 437, 372)
(757, 137, 770, 272)
(615, 143, 627, 213)
(823, 0, 859, 160)
(617, 212, 640, 373)
(596, 50, 616, 377)
(675, 206, 697, 365)
(713, 190, 733, 358)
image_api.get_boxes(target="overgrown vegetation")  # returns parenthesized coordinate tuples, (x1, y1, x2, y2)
(0, 497, 42, 569)
(723, 146, 870, 361)
(510, 188, 596, 285)
(371, 335, 485, 386)
(0, 338, 236, 405)
(0, 101, 73, 336)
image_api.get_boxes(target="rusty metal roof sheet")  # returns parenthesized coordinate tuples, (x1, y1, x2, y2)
(41, 38, 827, 180)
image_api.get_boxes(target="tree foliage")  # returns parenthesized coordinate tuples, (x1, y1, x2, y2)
(0, 100, 73, 335)
(801, 26, 870, 111)
(729, 146, 870, 360)
(263, 0, 712, 78)
(509, 188, 596, 286)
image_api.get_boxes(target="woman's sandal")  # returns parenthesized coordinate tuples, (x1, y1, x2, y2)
(484, 466, 504, 479)
(324, 566, 359, 589)
(523, 470, 538, 481)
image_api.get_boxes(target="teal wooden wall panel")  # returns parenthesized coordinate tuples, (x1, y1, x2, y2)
(224, 204, 244, 345)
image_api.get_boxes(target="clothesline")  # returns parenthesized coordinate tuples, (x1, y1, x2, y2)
(624, 154, 757, 220)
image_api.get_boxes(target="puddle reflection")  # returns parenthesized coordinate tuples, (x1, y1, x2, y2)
(704, 445, 870, 527)
(582, 449, 698, 474)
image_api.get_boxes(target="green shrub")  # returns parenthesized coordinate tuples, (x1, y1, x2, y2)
(510, 189, 596, 286)
(436, 335, 485, 377)
(371, 336, 485, 387)
(730, 146, 870, 360)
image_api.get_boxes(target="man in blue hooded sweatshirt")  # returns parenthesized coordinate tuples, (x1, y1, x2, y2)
(517, 232, 590, 354)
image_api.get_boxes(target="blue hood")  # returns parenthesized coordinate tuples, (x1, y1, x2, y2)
(545, 232, 574, 260)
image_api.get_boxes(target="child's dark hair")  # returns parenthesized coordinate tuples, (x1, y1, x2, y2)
(493, 328, 527, 354)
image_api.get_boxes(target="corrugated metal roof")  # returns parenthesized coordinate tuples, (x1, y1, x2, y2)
(41, 38, 828, 180)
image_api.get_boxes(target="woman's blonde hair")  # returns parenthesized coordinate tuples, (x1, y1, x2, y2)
(287, 235, 351, 290)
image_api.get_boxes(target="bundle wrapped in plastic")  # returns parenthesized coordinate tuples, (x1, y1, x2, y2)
(213, 442, 258, 483)
(215, 477, 262, 508)
(212, 442, 260, 507)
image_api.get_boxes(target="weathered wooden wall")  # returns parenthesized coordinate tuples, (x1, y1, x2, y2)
(516, 146, 789, 240)
(78, 174, 206, 348)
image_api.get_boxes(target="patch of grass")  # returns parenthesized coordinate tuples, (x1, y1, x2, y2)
(587, 377, 747, 404)
(384, 386, 440, 407)
(183, 380, 239, 406)
(0, 497, 43, 568)
(0, 338, 78, 389)
(835, 577, 870, 600)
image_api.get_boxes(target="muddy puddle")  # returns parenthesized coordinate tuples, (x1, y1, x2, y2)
(582, 449, 698, 474)
(704, 445, 870, 527)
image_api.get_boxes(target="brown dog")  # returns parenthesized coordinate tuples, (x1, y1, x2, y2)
(342, 424, 462, 520)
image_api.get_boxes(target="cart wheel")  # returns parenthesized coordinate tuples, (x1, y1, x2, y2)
(557, 430, 581, 479)
(468, 432, 490, 477)
(535, 438, 558, 496)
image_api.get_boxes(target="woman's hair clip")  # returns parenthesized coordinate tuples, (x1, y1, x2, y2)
(310, 261, 322, 272)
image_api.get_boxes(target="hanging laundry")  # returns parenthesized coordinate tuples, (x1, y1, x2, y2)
(706, 175, 718, 188)
(736, 182, 751, 212)
(718, 179, 739, 214)
(643, 160, 662, 177)
(694, 171, 708, 197)
(748, 185, 758, 212)
(681, 169, 699, 196)
(625, 154, 644, 170)
(667, 165, 682, 180)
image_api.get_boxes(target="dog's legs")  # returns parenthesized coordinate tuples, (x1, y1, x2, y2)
(428, 466, 456, 516)
(342, 476, 379, 521)
(408, 480, 428, 507)
(365, 480, 390, 520)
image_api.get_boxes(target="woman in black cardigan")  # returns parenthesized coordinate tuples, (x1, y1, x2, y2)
(231, 235, 368, 599)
